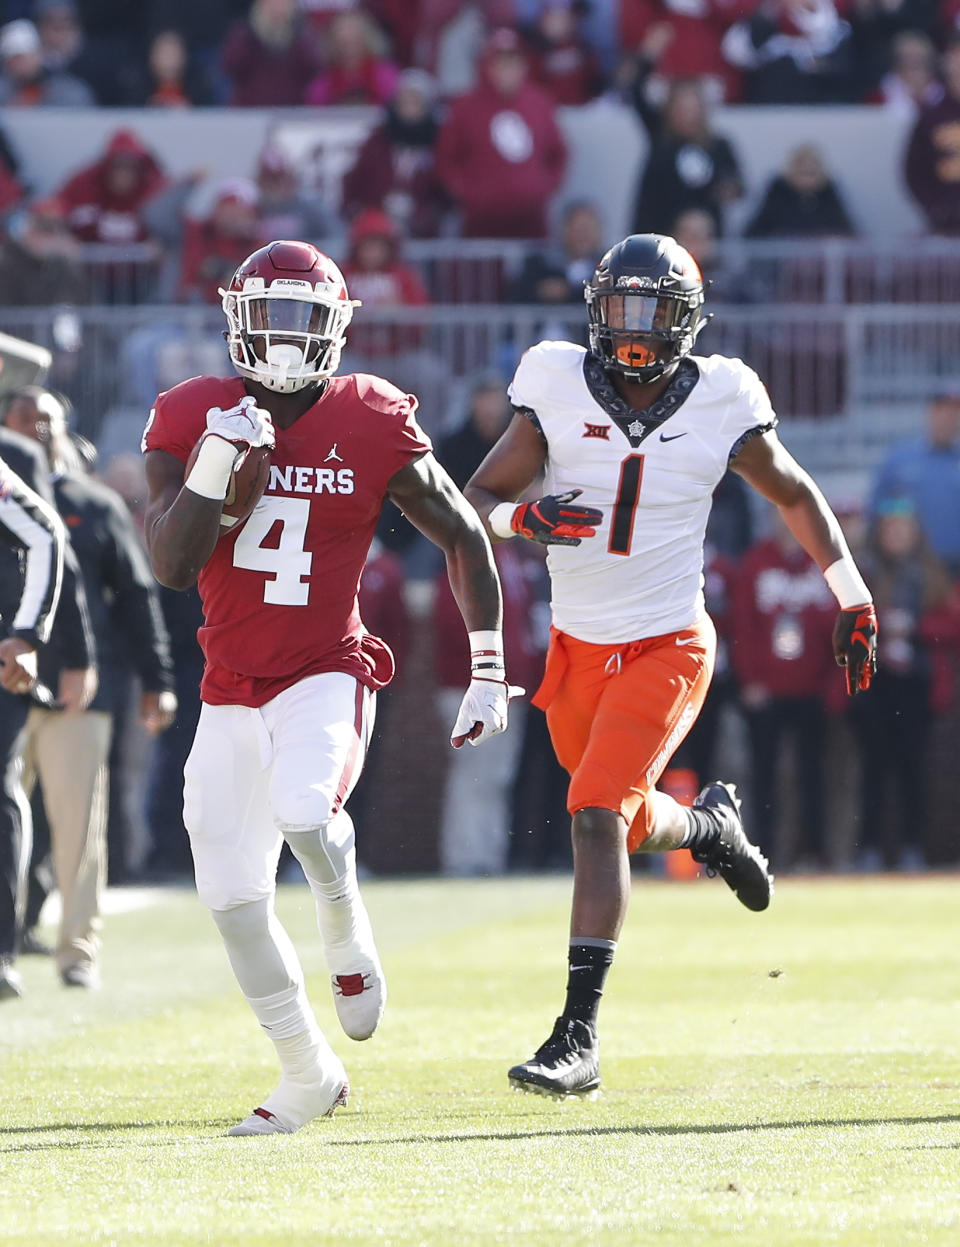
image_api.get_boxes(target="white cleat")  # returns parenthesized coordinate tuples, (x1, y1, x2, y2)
(227, 1074, 349, 1137)
(330, 956, 386, 1041)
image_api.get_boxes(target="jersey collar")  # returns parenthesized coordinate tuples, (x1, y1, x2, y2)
(582, 353, 699, 449)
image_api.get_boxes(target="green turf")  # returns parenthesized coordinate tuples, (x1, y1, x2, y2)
(2, 875, 959, 1246)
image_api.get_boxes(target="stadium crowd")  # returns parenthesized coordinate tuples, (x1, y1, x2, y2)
(0, 0, 959, 1008)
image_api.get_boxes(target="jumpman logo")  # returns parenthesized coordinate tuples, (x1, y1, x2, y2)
(324, 444, 343, 463)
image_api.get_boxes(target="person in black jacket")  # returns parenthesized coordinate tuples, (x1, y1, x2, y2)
(0, 433, 95, 1000)
(745, 144, 857, 238)
(3, 387, 175, 989)
(629, 62, 743, 236)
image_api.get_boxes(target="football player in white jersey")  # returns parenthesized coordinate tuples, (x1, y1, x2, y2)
(465, 233, 878, 1098)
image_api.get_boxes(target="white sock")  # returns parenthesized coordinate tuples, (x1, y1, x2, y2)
(212, 898, 338, 1076)
(638, 789, 690, 852)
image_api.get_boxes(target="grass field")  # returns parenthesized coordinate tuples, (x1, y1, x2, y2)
(2, 873, 959, 1246)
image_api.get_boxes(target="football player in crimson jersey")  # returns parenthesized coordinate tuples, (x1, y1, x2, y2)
(465, 233, 878, 1099)
(142, 240, 514, 1136)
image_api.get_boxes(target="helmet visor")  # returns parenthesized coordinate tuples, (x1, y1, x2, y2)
(244, 296, 340, 338)
(597, 293, 689, 336)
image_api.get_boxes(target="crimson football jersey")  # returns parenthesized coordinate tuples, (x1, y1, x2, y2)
(143, 373, 431, 706)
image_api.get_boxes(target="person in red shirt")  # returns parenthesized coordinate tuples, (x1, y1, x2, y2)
(340, 68, 449, 239)
(221, 0, 322, 108)
(304, 9, 400, 106)
(56, 129, 166, 246)
(434, 27, 568, 239)
(178, 179, 263, 304)
(523, 1, 604, 106)
(142, 240, 511, 1137)
(731, 513, 837, 869)
(339, 208, 430, 355)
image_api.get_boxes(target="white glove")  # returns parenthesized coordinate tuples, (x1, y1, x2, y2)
(450, 678, 525, 749)
(205, 395, 275, 451)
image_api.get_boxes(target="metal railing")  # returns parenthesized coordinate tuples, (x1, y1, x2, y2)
(67, 236, 960, 307)
(0, 301, 953, 473)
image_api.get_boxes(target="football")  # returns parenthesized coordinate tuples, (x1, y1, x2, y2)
(185, 438, 272, 532)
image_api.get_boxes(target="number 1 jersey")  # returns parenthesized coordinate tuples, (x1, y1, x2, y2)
(508, 341, 776, 645)
(143, 373, 431, 706)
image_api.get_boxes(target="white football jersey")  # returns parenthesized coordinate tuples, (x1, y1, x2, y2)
(507, 341, 777, 644)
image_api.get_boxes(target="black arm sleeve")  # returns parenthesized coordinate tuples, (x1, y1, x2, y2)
(0, 457, 64, 647)
(101, 495, 174, 692)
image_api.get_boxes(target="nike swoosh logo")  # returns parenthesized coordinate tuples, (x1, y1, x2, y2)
(659, 431, 688, 442)
(676, 636, 698, 646)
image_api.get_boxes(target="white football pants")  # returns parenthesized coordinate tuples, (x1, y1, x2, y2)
(183, 672, 373, 911)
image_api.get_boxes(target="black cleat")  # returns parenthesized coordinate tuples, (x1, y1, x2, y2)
(690, 781, 773, 912)
(508, 1016, 600, 1099)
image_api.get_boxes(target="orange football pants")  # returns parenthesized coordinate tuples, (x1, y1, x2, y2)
(532, 617, 716, 852)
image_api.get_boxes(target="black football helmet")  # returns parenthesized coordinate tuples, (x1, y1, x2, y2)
(585, 233, 706, 382)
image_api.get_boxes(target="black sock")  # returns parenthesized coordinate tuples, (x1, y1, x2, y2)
(679, 807, 720, 853)
(562, 939, 616, 1028)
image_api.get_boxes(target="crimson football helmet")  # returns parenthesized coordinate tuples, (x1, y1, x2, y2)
(585, 234, 706, 382)
(220, 240, 360, 393)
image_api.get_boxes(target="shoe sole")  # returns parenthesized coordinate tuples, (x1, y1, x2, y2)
(508, 1076, 600, 1102)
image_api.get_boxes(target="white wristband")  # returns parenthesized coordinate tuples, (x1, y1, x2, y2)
(184, 435, 239, 501)
(468, 629, 505, 681)
(824, 556, 872, 609)
(488, 502, 518, 540)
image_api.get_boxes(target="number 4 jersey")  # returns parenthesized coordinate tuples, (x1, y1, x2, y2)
(143, 372, 431, 706)
(508, 341, 777, 645)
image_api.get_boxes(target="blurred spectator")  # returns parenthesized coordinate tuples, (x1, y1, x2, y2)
(731, 513, 836, 869)
(904, 35, 960, 234)
(49, 0, 146, 104)
(434, 541, 539, 875)
(56, 130, 166, 245)
(305, 9, 400, 105)
(4, 386, 174, 982)
(620, 2, 745, 104)
(143, 584, 203, 878)
(630, 69, 742, 235)
(178, 178, 262, 304)
(671, 206, 759, 304)
(255, 145, 335, 245)
(340, 207, 430, 349)
(0, 17, 93, 105)
(851, 498, 956, 869)
(144, 0, 242, 95)
(0, 123, 22, 216)
(339, 207, 452, 431)
(672, 539, 740, 787)
(722, 0, 856, 104)
(414, 0, 517, 95)
(434, 27, 568, 238)
(511, 199, 604, 303)
(122, 28, 215, 107)
(340, 68, 450, 239)
(221, 0, 322, 107)
(848, 0, 940, 101)
(521, 1, 604, 105)
(868, 29, 942, 116)
(745, 144, 857, 238)
(707, 469, 755, 560)
(348, 538, 410, 853)
(99, 452, 148, 539)
(871, 394, 960, 572)
(436, 369, 511, 486)
(0, 196, 85, 305)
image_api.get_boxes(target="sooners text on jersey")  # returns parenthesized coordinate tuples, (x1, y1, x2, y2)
(143, 373, 431, 706)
